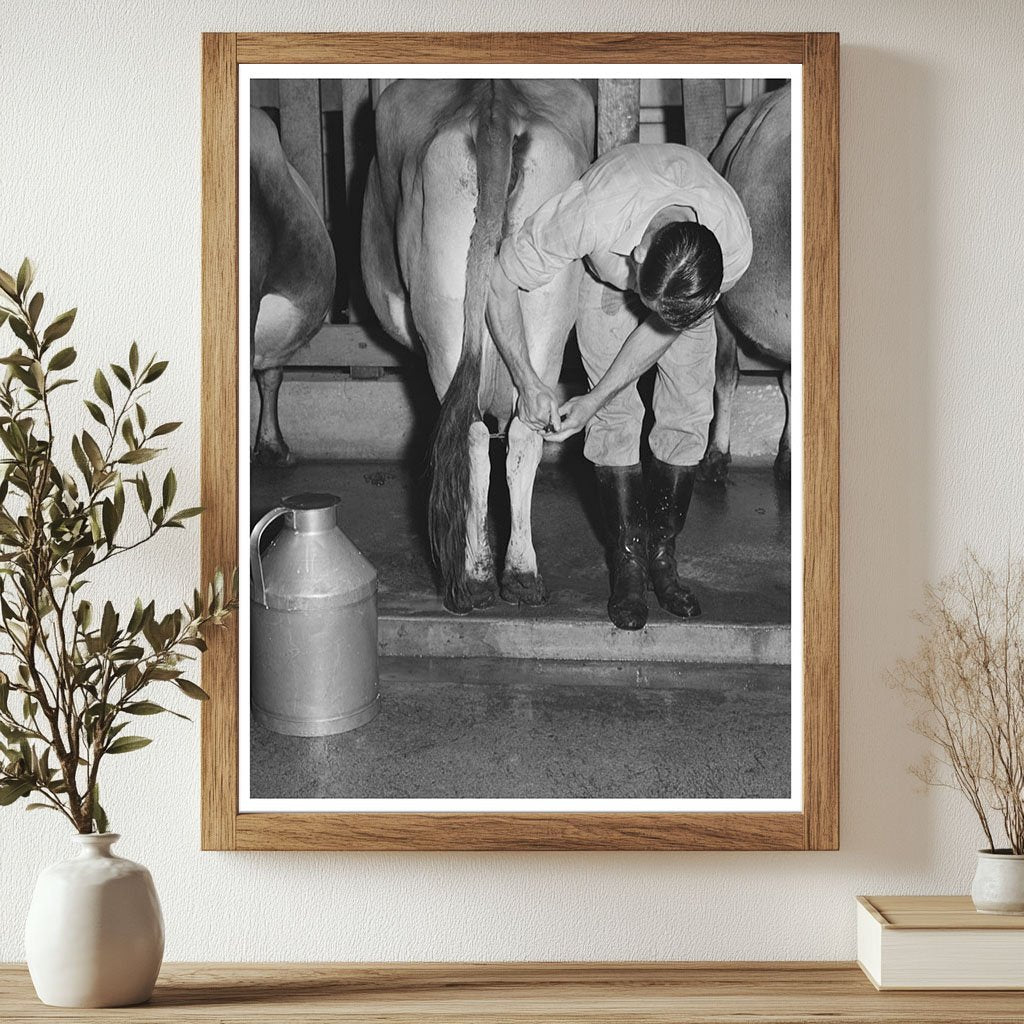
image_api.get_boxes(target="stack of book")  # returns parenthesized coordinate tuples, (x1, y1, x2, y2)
(857, 895, 1024, 990)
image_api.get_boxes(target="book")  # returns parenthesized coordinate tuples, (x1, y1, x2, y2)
(857, 895, 1024, 990)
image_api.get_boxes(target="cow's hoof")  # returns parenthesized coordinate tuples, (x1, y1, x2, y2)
(442, 596, 472, 615)
(774, 449, 791, 484)
(252, 443, 294, 468)
(442, 576, 497, 615)
(698, 448, 731, 486)
(499, 570, 549, 607)
(468, 576, 498, 610)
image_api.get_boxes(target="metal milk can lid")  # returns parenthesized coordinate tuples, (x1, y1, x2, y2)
(251, 493, 378, 610)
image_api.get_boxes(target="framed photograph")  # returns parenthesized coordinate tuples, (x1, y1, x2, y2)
(201, 32, 838, 850)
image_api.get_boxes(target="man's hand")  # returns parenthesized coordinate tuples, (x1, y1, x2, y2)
(544, 393, 600, 443)
(517, 383, 562, 433)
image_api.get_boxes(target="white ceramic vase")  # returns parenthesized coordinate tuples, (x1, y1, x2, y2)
(971, 850, 1024, 915)
(25, 833, 164, 1007)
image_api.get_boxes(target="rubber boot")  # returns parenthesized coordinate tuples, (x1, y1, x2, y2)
(646, 457, 702, 619)
(594, 464, 649, 631)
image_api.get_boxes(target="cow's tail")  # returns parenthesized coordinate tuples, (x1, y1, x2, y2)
(428, 86, 518, 612)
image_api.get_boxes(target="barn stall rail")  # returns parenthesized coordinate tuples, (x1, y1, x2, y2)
(249, 77, 788, 461)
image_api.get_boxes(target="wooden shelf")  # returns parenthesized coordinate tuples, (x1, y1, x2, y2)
(3, 962, 1024, 1022)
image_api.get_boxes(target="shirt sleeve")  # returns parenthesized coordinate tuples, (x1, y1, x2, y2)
(664, 151, 754, 294)
(718, 206, 754, 293)
(687, 175, 754, 294)
(497, 180, 594, 291)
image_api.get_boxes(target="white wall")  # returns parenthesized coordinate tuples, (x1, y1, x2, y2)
(1, 0, 1022, 962)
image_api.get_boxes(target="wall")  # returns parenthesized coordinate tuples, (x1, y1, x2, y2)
(1, 0, 1022, 961)
(251, 379, 786, 460)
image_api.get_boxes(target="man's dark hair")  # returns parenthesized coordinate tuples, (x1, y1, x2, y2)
(637, 221, 723, 332)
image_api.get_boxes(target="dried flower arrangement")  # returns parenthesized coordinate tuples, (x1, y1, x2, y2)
(895, 552, 1024, 853)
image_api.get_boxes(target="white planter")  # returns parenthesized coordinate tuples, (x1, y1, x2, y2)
(25, 833, 164, 1007)
(971, 850, 1024, 915)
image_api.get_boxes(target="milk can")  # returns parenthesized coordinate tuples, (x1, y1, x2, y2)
(250, 493, 380, 736)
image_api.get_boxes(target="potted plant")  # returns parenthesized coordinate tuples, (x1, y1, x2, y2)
(0, 260, 236, 1006)
(895, 552, 1024, 914)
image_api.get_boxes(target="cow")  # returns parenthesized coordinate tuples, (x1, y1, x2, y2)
(700, 84, 792, 484)
(362, 80, 594, 613)
(250, 106, 336, 465)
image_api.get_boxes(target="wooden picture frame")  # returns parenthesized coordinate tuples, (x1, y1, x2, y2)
(201, 32, 838, 851)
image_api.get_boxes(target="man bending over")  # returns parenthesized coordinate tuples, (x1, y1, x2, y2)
(488, 142, 752, 630)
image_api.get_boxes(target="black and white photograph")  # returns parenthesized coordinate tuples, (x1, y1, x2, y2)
(242, 67, 801, 810)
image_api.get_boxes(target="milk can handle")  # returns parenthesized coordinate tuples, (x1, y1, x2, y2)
(250, 506, 288, 608)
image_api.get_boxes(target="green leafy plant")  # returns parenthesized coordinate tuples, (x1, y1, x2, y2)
(0, 259, 236, 833)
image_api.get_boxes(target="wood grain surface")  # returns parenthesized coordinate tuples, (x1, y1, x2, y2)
(800, 31, 841, 853)
(235, 32, 808, 64)
(3, 962, 1022, 1023)
(232, 810, 806, 852)
(201, 32, 840, 851)
(200, 32, 239, 852)
(861, 895, 1024, 930)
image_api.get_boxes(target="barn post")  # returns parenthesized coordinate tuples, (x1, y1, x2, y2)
(337, 79, 375, 323)
(370, 79, 396, 107)
(249, 78, 280, 112)
(681, 80, 727, 157)
(596, 79, 640, 155)
(277, 80, 326, 218)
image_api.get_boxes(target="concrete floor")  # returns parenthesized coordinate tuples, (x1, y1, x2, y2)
(251, 453, 790, 628)
(249, 454, 792, 801)
(252, 663, 790, 800)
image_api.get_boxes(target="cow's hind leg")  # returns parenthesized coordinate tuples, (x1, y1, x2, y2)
(500, 416, 548, 606)
(252, 293, 315, 466)
(253, 366, 291, 466)
(775, 369, 792, 483)
(699, 311, 738, 485)
(458, 419, 498, 612)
